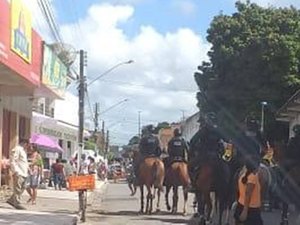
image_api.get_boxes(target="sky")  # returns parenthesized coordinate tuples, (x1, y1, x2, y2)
(25, 0, 300, 145)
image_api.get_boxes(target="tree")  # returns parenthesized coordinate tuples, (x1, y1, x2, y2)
(195, 1, 300, 138)
(128, 136, 140, 145)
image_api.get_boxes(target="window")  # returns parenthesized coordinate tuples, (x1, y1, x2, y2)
(39, 103, 44, 114)
(51, 108, 55, 118)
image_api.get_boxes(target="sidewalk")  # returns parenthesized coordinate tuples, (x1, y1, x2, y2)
(0, 180, 106, 225)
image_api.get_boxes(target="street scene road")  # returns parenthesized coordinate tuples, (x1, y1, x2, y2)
(86, 181, 300, 225)
(1, 1, 300, 225)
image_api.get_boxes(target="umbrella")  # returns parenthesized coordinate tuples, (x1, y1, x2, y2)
(30, 133, 63, 153)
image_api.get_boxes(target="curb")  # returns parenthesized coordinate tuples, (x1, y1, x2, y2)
(0, 208, 78, 225)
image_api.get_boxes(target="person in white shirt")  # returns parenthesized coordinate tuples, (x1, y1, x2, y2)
(7, 139, 30, 210)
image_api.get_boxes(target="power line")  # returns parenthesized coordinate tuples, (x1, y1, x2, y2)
(38, 0, 63, 43)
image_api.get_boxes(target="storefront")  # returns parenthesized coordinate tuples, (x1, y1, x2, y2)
(0, 0, 42, 185)
(277, 89, 300, 137)
(32, 112, 78, 169)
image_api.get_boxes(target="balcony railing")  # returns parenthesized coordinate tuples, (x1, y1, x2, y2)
(32, 102, 54, 118)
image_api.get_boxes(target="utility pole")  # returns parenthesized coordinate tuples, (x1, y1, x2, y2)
(105, 130, 109, 156)
(180, 109, 185, 121)
(101, 120, 105, 155)
(78, 49, 86, 169)
(94, 102, 99, 132)
(138, 111, 141, 138)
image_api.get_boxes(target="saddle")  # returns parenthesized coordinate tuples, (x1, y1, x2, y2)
(143, 154, 159, 159)
(170, 156, 186, 164)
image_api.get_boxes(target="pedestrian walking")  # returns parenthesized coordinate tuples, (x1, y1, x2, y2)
(6, 139, 30, 210)
(51, 159, 65, 190)
(26, 144, 43, 204)
(234, 115, 264, 225)
(234, 155, 263, 225)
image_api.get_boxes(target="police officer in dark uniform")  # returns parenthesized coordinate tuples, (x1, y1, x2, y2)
(134, 125, 161, 184)
(188, 112, 225, 190)
(167, 128, 188, 164)
(234, 115, 262, 167)
(139, 125, 161, 158)
(189, 112, 225, 161)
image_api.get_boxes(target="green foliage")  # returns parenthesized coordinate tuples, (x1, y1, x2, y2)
(84, 139, 96, 150)
(128, 136, 140, 145)
(195, 1, 300, 137)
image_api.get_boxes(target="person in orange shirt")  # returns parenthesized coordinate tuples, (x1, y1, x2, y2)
(234, 155, 263, 225)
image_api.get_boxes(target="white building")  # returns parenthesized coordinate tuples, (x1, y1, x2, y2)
(32, 92, 79, 168)
(181, 112, 200, 142)
(277, 90, 300, 138)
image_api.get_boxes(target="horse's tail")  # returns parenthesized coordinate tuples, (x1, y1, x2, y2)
(153, 159, 165, 192)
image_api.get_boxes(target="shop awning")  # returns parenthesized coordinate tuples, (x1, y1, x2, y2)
(30, 133, 63, 153)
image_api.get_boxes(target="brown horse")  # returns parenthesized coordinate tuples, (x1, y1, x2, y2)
(164, 161, 190, 215)
(138, 157, 165, 214)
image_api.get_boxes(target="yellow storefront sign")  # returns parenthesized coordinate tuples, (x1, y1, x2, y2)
(10, 0, 32, 63)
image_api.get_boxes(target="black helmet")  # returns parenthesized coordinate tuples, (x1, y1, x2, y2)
(293, 124, 300, 135)
(205, 112, 217, 127)
(173, 128, 181, 137)
(245, 115, 259, 132)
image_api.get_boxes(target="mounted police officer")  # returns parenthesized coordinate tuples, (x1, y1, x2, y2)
(133, 125, 161, 185)
(167, 128, 188, 165)
(188, 112, 225, 190)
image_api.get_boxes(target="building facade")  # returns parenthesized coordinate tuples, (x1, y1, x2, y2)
(0, 0, 43, 185)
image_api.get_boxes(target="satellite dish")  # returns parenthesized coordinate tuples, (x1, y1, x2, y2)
(50, 43, 77, 67)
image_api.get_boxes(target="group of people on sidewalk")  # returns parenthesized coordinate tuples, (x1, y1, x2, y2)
(6, 140, 43, 209)
(128, 112, 300, 225)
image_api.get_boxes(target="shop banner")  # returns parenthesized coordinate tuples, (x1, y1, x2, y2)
(10, 0, 32, 63)
(42, 44, 67, 97)
(0, 0, 40, 86)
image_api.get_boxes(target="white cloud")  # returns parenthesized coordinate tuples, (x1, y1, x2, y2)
(171, 0, 197, 16)
(60, 3, 209, 144)
(240, 0, 300, 8)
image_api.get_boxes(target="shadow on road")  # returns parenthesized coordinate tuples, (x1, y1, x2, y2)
(93, 210, 140, 216)
(142, 216, 191, 224)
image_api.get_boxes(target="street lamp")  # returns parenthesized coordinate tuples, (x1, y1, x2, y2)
(260, 101, 268, 133)
(87, 60, 134, 86)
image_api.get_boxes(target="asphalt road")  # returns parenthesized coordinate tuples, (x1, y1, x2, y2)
(86, 180, 300, 225)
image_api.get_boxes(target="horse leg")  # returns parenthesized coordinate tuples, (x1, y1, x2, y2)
(183, 186, 188, 216)
(204, 192, 212, 223)
(146, 186, 153, 214)
(281, 202, 289, 225)
(156, 188, 161, 212)
(195, 191, 206, 225)
(140, 185, 144, 214)
(165, 185, 171, 211)
(172, 186, 178, 214)
(223, 207, 230, 225)
(218, 198, 226, 225)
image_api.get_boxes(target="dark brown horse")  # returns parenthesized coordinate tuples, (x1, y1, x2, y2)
(164, 161, 190, 215)
(138, 157, 165, 214)
(194, 156, 231, 225)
